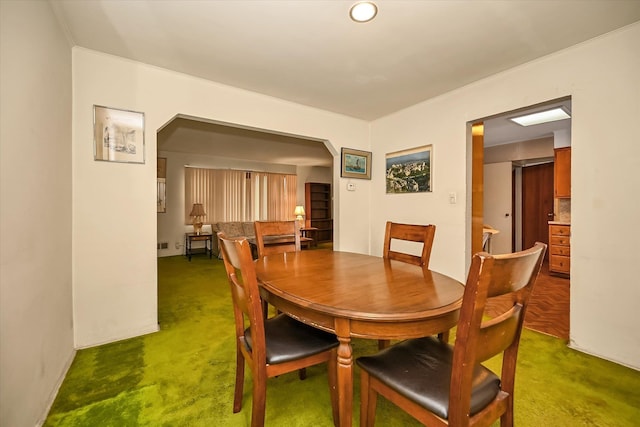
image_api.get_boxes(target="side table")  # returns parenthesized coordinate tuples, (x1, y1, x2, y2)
(185, 233, 213, 261)
(300, 227, 318, 248)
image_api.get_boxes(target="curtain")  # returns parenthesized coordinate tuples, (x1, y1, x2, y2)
(266, 173, 297, 220)
(184, 167, 297, 224)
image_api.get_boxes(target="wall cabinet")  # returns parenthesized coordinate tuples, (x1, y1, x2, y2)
(554, 147, 571, 198)
(304, 182, 333, 243)
(549, 224, 570, 276)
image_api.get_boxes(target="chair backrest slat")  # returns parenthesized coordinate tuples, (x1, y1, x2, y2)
(383, 221, 436, 266)
(254, 220, 301, 257)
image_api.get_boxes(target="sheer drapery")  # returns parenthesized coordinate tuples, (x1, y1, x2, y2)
(184, 167, 297, 224)
(267, 173, 297, 221)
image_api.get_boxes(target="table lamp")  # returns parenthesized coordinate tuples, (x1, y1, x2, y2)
(294, 205, 305, 227)
(190, 203, 206, 235)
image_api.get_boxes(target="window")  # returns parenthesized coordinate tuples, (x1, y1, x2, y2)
(184, 167, 297, 224)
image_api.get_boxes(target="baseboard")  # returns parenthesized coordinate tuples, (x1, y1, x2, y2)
(568, 340, 640, 372)
(74, 323, 160, 350)
(36, 348, 77, 427)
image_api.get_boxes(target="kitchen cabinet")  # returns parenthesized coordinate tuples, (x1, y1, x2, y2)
(554, 147, 571, 198)
(549, 223, 570, 276)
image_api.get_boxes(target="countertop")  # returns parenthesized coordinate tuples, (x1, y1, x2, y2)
(548, 221, 571, 225)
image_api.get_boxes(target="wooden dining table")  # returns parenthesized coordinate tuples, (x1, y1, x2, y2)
(254, 250, 464, 427)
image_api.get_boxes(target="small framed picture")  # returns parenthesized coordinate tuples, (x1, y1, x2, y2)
(93, 105, 145, 164)
(386, 145, 432, 193)
(157, 157, 167, 213)
(341, 147, 372, 180)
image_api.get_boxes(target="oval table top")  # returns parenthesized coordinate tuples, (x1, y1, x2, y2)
(254, 249, 464, 322)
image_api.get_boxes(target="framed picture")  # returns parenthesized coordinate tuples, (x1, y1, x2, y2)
(93, 105, 145, 164)
(386, 145, 432, 193)
(157, 178, 166, 213)
(341, 147, 372, 180)
(157, 157, 167, 213)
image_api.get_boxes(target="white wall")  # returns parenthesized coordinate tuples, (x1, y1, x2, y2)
(0, 2, 75, 425)
(73, 48, 370, 347)
(371, 23, 640, 369)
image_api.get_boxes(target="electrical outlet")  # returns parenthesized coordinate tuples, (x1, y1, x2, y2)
(449, 192, 457, 204)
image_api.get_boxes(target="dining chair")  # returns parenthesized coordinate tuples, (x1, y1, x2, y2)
(217, 232, 339, 427)
(357, 242, 547, 427)
(380, 221, 437, 348)
(383, 221, 436, 267)
(254, 220, 301, 258)
(254, 220, 302, 319)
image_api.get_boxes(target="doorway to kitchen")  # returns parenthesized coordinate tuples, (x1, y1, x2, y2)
(471, 96, 571, 339)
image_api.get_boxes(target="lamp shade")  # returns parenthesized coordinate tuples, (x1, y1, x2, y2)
(190, 203, 206, 217)
(294, 205, 306, 217)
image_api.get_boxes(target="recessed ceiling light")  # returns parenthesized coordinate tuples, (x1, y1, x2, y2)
(509, 107, 571, 127)
(350, 2, 378, 23)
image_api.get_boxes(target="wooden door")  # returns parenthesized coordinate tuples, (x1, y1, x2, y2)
(521, 162, 554, 258)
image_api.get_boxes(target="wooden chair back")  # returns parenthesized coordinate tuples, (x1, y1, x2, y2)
(218, 233, 267, 363)
(447, 241, 547, 426)
(383, 221, 436, 266)
(254, 220, 301, 257)
(218, 231, 339, 426)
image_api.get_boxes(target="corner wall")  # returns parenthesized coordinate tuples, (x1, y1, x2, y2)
(0, 2, 74, 425)
(371, 23, 640, 369)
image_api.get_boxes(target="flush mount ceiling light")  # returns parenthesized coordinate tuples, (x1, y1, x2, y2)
(509, 107, 571, 126)
(350, 1, 378, 23)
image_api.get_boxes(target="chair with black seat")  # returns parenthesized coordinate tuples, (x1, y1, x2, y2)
(254, 220, 302, 319)
(218, 232, 339, 427)
(380, 221, 437, 348)
(357, 242, 547, 427)
(254, 220, 301, 258)
(383, 221, 436, 267)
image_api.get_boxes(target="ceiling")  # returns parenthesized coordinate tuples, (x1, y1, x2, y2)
(52, 0, 639, 165)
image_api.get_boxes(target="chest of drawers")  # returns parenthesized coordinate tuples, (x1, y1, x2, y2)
(549, 224, 570, 275)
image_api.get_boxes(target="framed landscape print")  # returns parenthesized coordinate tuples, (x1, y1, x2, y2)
(93, 105, 145, 164)
(386, 145, 432, 193)
(341, 147, 371, 180)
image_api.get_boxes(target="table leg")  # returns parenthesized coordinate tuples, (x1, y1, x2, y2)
(335, 318, 353, 427)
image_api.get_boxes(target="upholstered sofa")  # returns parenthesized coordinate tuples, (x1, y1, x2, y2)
(210, 221, 256, 257)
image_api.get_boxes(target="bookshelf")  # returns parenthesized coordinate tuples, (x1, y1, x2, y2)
(304, 182, 333, 243)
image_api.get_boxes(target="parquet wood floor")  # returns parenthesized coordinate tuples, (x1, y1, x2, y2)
(485, 261, 570, 340)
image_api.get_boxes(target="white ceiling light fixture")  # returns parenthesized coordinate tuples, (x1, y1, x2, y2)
(509, 107, 571, 127)
(350, 2, 378, 23)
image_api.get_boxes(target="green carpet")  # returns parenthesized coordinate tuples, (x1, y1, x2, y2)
(45, 254, 640, 426)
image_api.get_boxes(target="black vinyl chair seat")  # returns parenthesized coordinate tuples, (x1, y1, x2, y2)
(245, 314, 339, 365)
(218, 232, 339, 426)
(356, 336, 500, 420)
